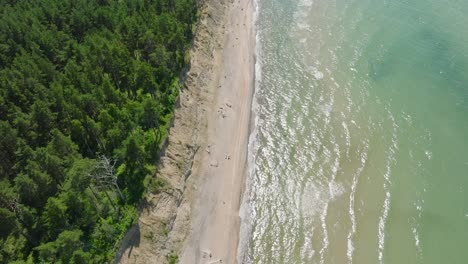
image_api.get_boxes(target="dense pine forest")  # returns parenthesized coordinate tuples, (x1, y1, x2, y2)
(0, 0, 197, 262)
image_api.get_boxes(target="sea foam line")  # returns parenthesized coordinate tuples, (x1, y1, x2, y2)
(378, 111, 399, 264)
(319, 203, 330, 264)
(237, 0, 262, 262)
(412, 198, 424, 261)
(347, 141, 369, 264)
(342, 121, 351, 158)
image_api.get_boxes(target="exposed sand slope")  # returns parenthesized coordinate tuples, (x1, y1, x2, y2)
(115, 0, 232, 262)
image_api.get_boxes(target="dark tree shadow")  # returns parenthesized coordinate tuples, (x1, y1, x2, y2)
(114, 223, 141, 263)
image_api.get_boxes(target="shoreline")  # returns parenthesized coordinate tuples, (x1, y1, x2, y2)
(180, 0, 256, 262)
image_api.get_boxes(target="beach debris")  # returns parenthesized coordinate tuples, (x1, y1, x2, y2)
(217, 107, 227, 118)
(217, 108, 227, 118)
(226, 102, 232, 108)
(201, 250, 212, 259)
(210, 160, 218, 167)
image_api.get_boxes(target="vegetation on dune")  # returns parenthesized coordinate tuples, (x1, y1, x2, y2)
(0, 0, 197, 262)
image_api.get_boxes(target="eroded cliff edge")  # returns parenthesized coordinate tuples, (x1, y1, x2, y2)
(115, 0, 228, 262)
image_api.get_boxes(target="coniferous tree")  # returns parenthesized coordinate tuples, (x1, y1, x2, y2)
(0, 0, 197, 261)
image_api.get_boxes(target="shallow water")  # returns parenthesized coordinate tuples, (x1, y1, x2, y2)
(240, 0, 468, 263)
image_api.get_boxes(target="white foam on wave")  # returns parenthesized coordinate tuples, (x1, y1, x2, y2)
(301, 178, 344, 263)
(297, 22, 311, 31)
(302, 180, 344, 218)
(412, 199, 424, 259)
(302, 182, 325, 219)
(407, 130, 429, 262)
(301, 226, 316, 262)
(294, 0, 314, 22)
(310, 66, 325, 80)
(319, 203, 329, 264)
(330, 179, 345, 200)
(342, 121, 351, 157)
(298, 0, 313, 7)
(343, 83, 352, 114)
(378, 110, 399, 264)
(424, 150, 432, 160)
(317, 89, 335, 127)
(347, 141, 369, 263)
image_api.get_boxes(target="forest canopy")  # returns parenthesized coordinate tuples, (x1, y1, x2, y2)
(0, 0, 197, 262)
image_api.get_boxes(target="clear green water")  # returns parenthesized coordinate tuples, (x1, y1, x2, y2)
(240, 0, 468, 263)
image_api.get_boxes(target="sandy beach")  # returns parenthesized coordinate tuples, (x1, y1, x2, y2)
(180, 0, 255, 263)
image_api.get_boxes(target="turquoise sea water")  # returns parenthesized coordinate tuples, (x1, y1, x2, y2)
(240, 0, 468, 263)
